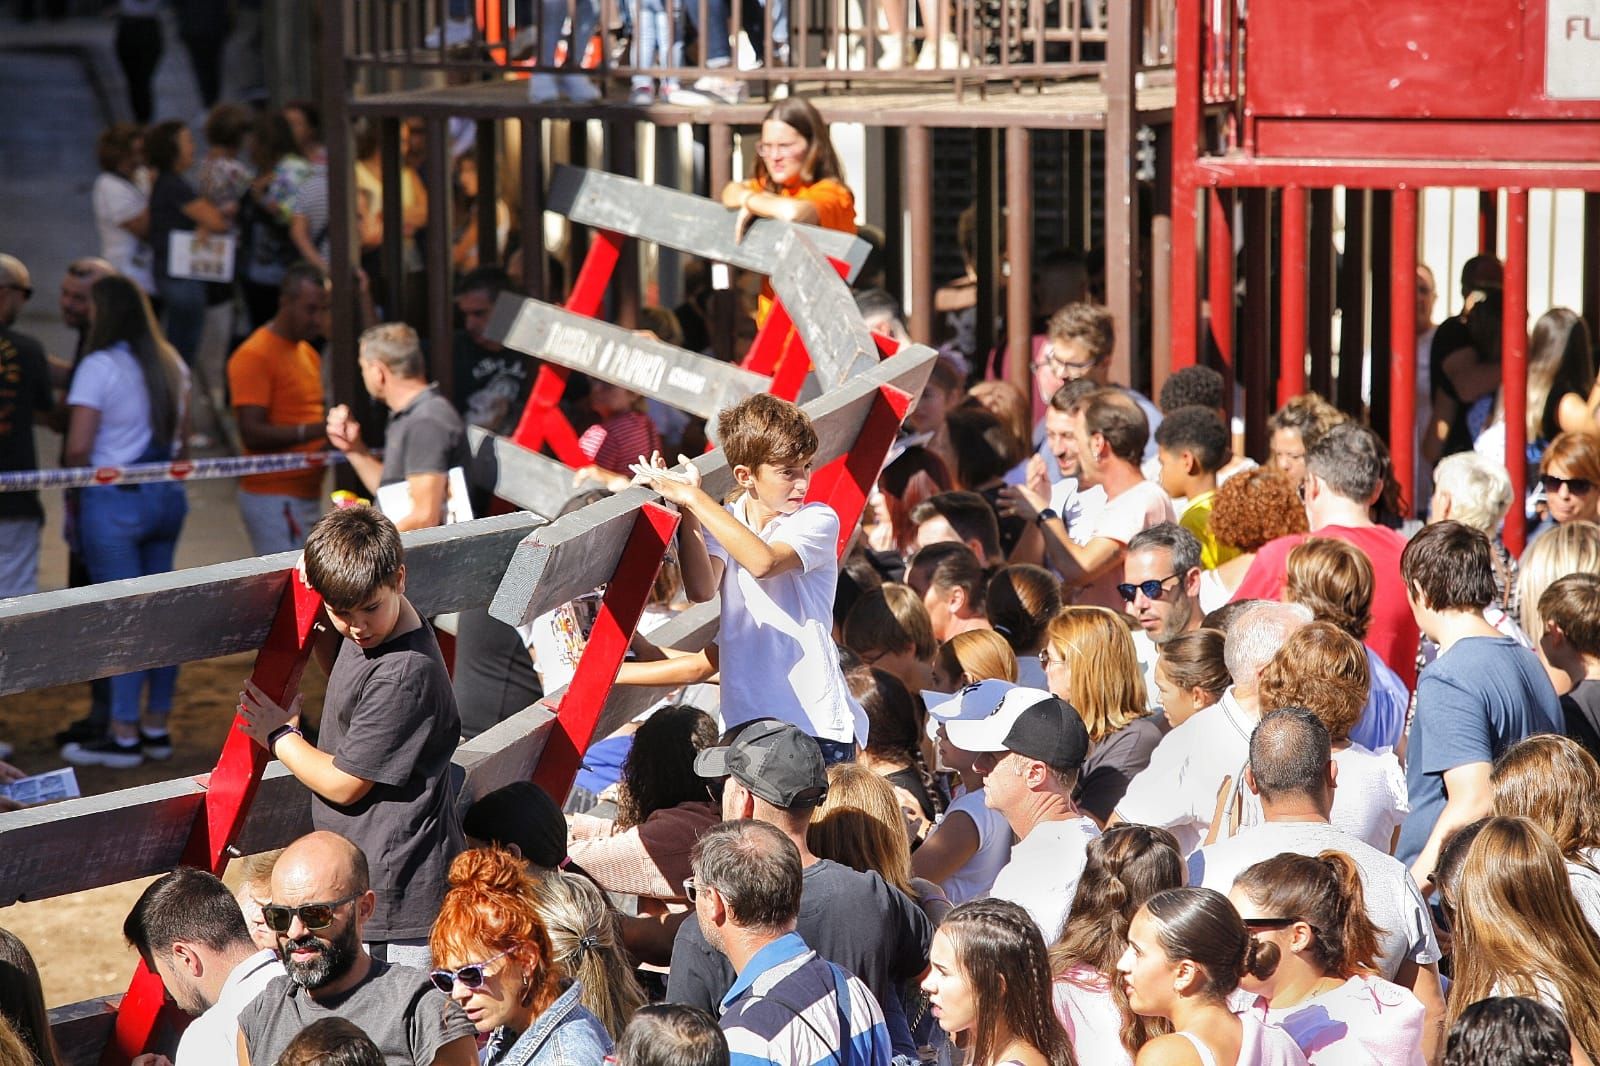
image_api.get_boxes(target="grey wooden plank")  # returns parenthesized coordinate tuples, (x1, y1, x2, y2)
(489, 345, 937, 628)
(546, 164, 871, 282)
(0, 511, 543, 697)
(453, 704, 558, 813)
(466, 425, 593, 519)
(50, 996, 122, 1066)
(487, 295, 770, 421)
(770, 228, 884, 391)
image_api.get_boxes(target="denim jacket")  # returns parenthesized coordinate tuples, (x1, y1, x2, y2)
(481, 979, 613, 1066)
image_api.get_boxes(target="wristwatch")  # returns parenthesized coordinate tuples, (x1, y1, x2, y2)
(267, 724, 303, 754)
(1036, 508, 1060, 525)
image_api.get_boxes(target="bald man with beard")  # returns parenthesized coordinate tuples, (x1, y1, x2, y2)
(237, 831, 476, 1066)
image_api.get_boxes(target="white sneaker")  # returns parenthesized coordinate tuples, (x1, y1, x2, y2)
(528, 72, 562, 102)
(877, 33, 906, 70)
(667, 75, 747, 105)
(561, 73, 602, 102)
(424, 16, 475, 48)
(915, 33, 970, 68)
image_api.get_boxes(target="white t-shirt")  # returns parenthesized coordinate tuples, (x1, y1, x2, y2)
(1132, 629, 1162, 710)
(706, 499, 864, 744)
(1329, 743, 1409, 853)
(174, 949, 284, 1066)
(1075, 480, 1176, 612)
(1114, 688, 1255, 857)
(93, 170, 155, 293)
(934, 787, 1014, 905)
(1054, 969, 1134, 1066)
(987, 815, 1100, 941)
(1252, 974, 1426, 1066)
(1051, 477, 1107, 547)
(1188, 819, 1440, 980)
(1198, 568, 1233, 615)
(1569, 849, 1600, 938)
(66, 342, 188, 465)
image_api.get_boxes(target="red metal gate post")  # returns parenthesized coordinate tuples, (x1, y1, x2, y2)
(1278, 185, 1308, 405)
(1389, 189, 1419, 516)
(103, 572, 325, 1066)
(531, 503, 680, 799)
(1503, 189, 1531, 556)
(1207, 188, 1235, 411)
(1169, 0, 1203, 370)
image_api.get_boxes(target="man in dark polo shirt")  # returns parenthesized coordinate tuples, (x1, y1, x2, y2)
(325, 322, 469, 532)
(0, 253, 53, 601)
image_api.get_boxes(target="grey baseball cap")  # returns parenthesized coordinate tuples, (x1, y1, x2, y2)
(694, 720, 830, 809)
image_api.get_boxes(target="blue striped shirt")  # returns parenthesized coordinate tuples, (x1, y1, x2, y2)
(718, 933, 893, 1066)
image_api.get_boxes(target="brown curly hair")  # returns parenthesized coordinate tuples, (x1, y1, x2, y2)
(1209, 468, 1308, 553)
(1256, 622, 1369, 741)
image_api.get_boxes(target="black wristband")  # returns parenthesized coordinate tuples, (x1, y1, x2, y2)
(267, 724, 303, 754)
(1036, 508, 1060, 524)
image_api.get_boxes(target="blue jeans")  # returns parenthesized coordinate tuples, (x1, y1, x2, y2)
(156, 275, 208, 366)
(631, 0, 670, 87)
(78, 483, 188, 725)
(681, 0, 784, 63)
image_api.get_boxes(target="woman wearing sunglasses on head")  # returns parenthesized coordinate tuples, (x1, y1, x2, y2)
(428, 847, 612, 1065)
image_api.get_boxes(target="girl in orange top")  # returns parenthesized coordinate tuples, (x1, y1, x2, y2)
(721, 97, 857, 324)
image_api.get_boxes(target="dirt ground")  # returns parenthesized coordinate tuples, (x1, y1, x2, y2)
(0, 653, 328, 1008)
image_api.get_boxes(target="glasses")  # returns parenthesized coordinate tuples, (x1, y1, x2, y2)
(429, 949, 512, 994)
(683, 877, 704, 903)
(756, 142, 806, 159)
(1038, 649, 1070, 669)
(261, 892, 362, 934)
(1240, 916, 1298, 931)
(1542, 474, 1594, 496)
(1, 284, 31, 299)
(1116, 573, 1182, 604)
(1032, 343, 1104, 379)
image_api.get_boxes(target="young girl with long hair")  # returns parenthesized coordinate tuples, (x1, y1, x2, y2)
(60, 273, 190, 769)
(1491, 734, 1600, 934)
(1040, 608, 1164, 824)
(931, 629, 1019, 691)
(1116, 888, 1308, 1066)
(922, 898, 1077, 1066)
(1448, 816, 1600, 1062)
(1152, 630, 1230, 729)
(1230, 852, 1426, 1064)
(1051, 826, 1183, 1066)
(429, 848, 612, 1064)
(530, 870, 648, 1041)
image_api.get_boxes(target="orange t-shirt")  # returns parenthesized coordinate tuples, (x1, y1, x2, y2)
(744, 177, 858, 324)
(227, 325, 326, 498)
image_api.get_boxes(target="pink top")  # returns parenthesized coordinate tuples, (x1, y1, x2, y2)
(1239, 975, 1425, 1066)
(1053, 968, 1134, 1066)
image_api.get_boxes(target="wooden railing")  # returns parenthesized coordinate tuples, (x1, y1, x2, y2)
(0, 172, 934, 1065)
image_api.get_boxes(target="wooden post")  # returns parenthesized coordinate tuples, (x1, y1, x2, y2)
(380, 117, 406, 325)
(1004, 127, 1034, 393)
(1103, 0, 1138, 388)
(906, 126, 935, 345)
(1503, 189, 1530, 556)
(323, 0, 357, 421)
(1308, 188, 1336, 400)
(1150, 213, 1173, 398)
(520, 117, 547, 300)
(425, 116, 454, 398)
(476, 120, 500, 270)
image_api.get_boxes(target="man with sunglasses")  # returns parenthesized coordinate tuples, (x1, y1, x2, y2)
(0, 252, 53, 604)
(1121, 524, 1204, 709)
(1187, 708, 1446, 1061)
(236, 831, 477, 1066)
(124, 866, 285, 1066)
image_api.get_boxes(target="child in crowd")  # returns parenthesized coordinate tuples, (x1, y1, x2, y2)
(238, 506, 464, 968)
(634, 393, 865, 760)
(1154, 405, 1237, 569)
(575, 380, 663, 490)
(1535, 572, 1600, 760)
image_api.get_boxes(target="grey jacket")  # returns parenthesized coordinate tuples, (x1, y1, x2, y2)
(481, 979, 613, 1066)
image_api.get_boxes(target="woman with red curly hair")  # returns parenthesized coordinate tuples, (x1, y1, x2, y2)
(1202, 469, 1308, 613)
(429, 847, 612, 1065)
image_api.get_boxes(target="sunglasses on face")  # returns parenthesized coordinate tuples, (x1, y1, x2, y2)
(1542, 474, 1594, 496)
(429, 949, 512, 994)
(1240, 916, 1297, 931)
(1116, 573, 1181, 604)
(261, 892, 362, 934)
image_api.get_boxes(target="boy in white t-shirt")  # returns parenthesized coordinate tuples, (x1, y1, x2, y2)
(632, 394, 864, 758)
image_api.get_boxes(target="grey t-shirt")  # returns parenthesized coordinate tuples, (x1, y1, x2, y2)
(380, 383, 470, 487)
(239, 959, 475, 1066)
(1075, 714, 1168, 825)
(318, 619, 465, 940)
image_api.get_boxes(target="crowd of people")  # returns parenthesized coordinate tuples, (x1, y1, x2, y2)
(4, 71, 1600, 1066)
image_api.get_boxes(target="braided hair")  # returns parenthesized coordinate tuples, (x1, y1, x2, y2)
(939, 899, 1077, 1066)
(1050, 826, 1183, 1057)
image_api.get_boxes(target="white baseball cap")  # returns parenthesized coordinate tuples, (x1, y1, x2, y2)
(942, 686, 1059, 753)
(922, 679, 1016, 742)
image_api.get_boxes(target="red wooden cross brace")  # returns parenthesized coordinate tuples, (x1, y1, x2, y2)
(805, 381, 916, 555)
(531, 502, 681, 800)
(102, 570, 325, 1066)
(510, 229, 625, 463)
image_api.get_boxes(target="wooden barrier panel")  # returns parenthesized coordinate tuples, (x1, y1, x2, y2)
(465, 425, 595, 518)
(545, 164, 872, 281)
(0, 511, 542, 697)
(488, 296, 770, 421)
(768, 228, 884, 391)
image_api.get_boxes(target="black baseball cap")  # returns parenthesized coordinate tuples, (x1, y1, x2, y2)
(694, 720, 830, 809)
(946, 689, 1089, 774)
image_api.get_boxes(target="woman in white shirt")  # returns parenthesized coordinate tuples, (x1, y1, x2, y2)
(91, 122, 155, 295)
(59, 275, 189, 771)
(1491, 735, 1600, 936)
